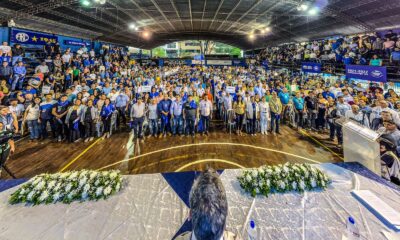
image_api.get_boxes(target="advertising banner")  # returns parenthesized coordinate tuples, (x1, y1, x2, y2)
(64, 40, 90, 47)
(345, 65, 387, 83)
(206, 60, 232, 66)
(301, 62, 322, 73)
(11, 29, 57, 45)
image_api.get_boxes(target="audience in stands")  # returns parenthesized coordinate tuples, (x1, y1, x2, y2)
(258, 31, 399, 70)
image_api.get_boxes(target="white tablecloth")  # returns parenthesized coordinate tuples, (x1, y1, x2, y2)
(0, 164, 399, 240)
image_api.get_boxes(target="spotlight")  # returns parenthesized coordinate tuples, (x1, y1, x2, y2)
(261, 29, 266, 34)
(143, 31, 150, 38)
(300, 4, 309, 11)
(249, 33, 255, 40)
(81, 0, 91, 6)
(129, 23, 136, 29)
(265, 27, 271, 32)
(134, 27, 139, 31)
(308, 7, 319, 15)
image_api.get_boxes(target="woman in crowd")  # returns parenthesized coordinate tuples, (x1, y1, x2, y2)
(316, 93, 328, 131)
(23, 97, 41, 141)
(65, 99, 83, 142)
(233, 95, 245, 136)
(100, 98, 114, 139)
(81, 99, 98, 142)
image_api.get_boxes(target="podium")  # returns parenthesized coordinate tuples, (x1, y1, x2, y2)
(342, 120, 381, 175)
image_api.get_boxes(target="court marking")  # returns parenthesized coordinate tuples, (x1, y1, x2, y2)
(298, 129, 344, 160)
(175, 159, 246, 172)
(96, 142, 324, 171)
(59, 138, 103, 172)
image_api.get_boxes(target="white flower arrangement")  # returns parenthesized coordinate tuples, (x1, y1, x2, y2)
(9, 170, 122, 205)
(237, 163, 331, 197)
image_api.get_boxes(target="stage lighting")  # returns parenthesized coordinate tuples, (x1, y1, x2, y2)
(261, 29, 266, 34)
(308, 7, 319, 15)
(135, 27, 139, 31)
(249, 33, 255, 40)
(143, 31, 150, 38)
(129, 23, 136, 29)
(82, 0, 91, 6)
(265, 27, 271, 32)
(300, 4, 309, 11)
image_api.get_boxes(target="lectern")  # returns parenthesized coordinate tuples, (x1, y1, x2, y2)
(342, 120, 381, 175)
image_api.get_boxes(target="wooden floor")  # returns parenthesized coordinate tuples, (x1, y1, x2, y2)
(1, 122, 343, 179)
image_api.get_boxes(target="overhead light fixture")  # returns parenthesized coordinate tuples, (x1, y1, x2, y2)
(261, 29, 266, 34)
(81, 0, 91, 6)
(129, 23, 136, 29)
(308, 7, 319, 15)
(143, 31, 150, 39)
(249, 33, 255, 40)
(134, 27, 139, 31)
(265, 27, 271, 32)
(300, 4, 309, 11)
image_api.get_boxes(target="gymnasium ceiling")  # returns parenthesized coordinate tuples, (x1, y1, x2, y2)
(0, 0, 399, 50)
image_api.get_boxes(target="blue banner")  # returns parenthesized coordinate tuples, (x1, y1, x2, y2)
(64, 40, 90, 47)
(345, 65, 387, 83)
(301, 62, 322, 73)
(194, 54, 204, 60)
(11, 29, 57, 45)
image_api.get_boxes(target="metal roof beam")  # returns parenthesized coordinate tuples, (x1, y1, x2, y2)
(223, 0, 262, 33)
(127, 0, 169, 32)
(215, 0, 242, 32)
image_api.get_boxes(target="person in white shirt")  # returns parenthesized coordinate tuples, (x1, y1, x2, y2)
(89, 49, 95, 58)
(9, 98, 24, 121)
(199, 94, 213, 135)
(62, 49, 72, 67)
(345, 105, 370, 128)
(130, 96, 145, 139)
(258, 97, 270, 135)
(35, 61, 49, 75)
(0, 42, 11, 57)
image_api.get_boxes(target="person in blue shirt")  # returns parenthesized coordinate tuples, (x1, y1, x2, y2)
(149, 88, 159, 99)
(39, 93, 56, 139)
(158, 94, 172, 137)
(292, 92, 305, 129)
(322, 87, 335, 99)
(11, 61, 26, 91)
(115, 91, 130, 128)
(23, 85, 37, 97)
(343, 53, 353, 65)
(100, 98, 114, 138)
(102, 82, 112, 96)
(278, 88, 290, 124)
(390, 47, 400, 67)
(170, 94, 184, 136)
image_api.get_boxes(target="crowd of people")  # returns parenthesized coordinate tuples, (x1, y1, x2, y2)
(0, 38, 399, 185)
(258, 30, 400, 69)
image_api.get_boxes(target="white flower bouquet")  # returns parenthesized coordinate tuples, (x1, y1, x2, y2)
(237, 163, 330, 197)
(9, 170, 122, 205)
